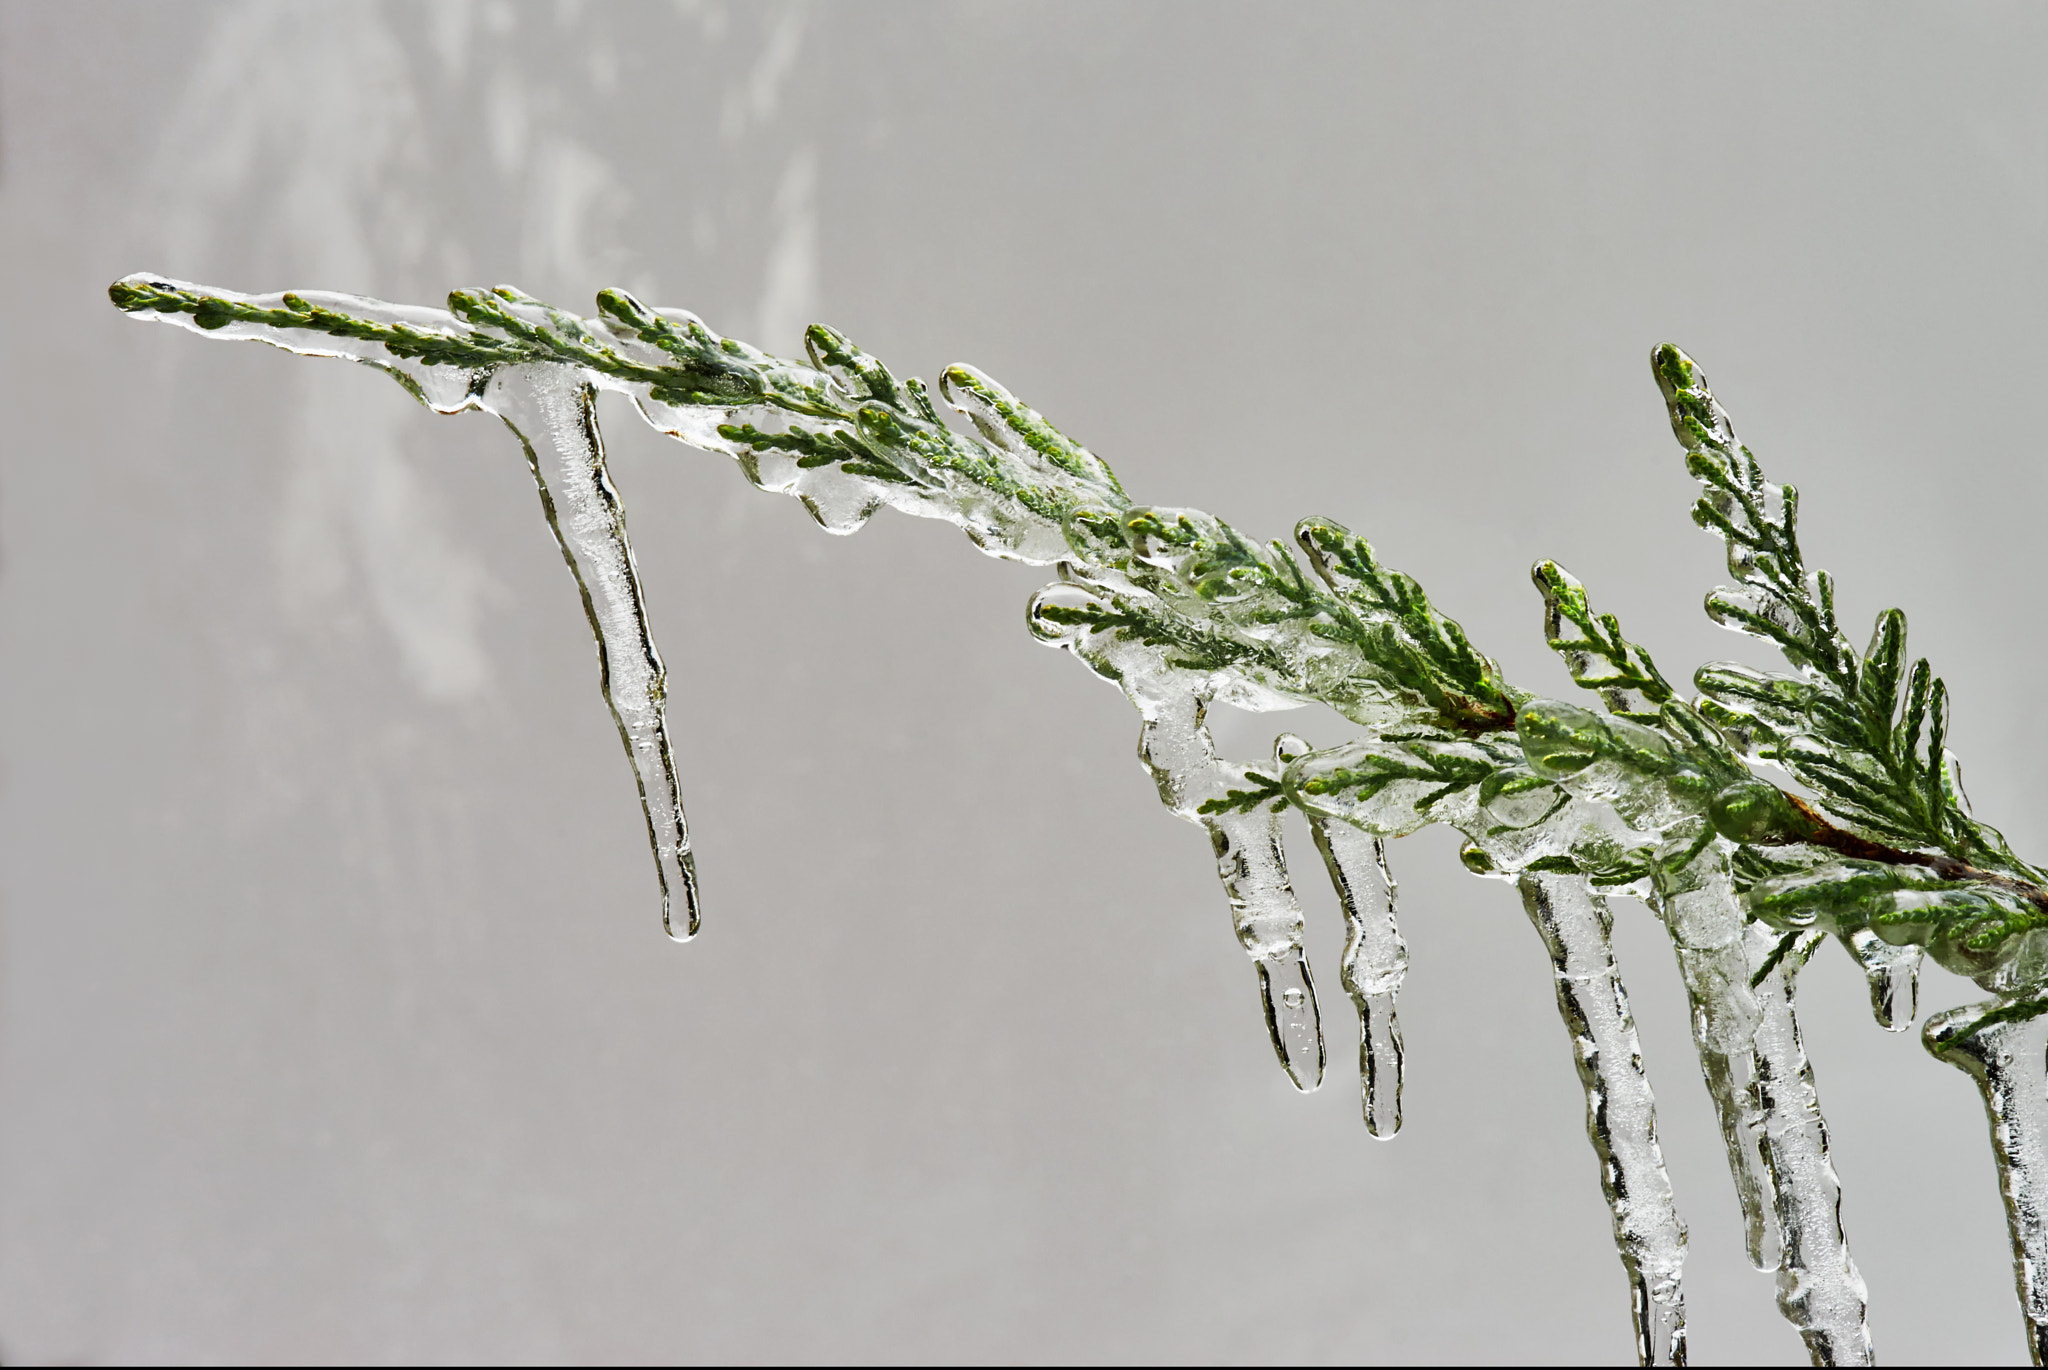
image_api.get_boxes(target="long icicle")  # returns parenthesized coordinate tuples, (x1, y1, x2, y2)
(1280, 735, 1406, 1135)
(489, 368, 701, 939)
(1926, 1005, 2048, 1365)
(1519, 871, 1688, 1367)
(1652, 863, 1778, 1272)
(1747, 925, 1872, 1366)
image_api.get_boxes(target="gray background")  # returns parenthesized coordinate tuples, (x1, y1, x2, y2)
(1, 1, 2044, 1363)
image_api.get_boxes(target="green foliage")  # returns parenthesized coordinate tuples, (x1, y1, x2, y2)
(1748, 858, 2048, 979)
(1287, 730, 1526, 840)
(1029, 596, 1292, 682)
(1294, 518, 1523, 733)
(1526, 558, 1748, 801)
(111, 275, 1123, 539)
(110, 277, 537, 370)
(1196, 771, 1289, 816)
(1929, 994, 2048, 1053)
(1307, 731, 1510, 811)
(1532, 560, 1675, 724)
(940, 364, 1127, 502)
(111, 274, 2048, 995)
(1655, 344, 2038, 886)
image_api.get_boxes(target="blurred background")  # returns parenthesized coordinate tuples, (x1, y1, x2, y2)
(3, 2, 2045, 1362)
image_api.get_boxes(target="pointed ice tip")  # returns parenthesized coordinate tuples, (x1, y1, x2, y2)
(661, 852, 704, 942)
(1258, 951, 1326, 1092)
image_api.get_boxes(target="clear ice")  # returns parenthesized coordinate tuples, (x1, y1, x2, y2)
(1520, 871, 1689, 1366)
(1281, 732, 1407, 1137)
(490, 369, 700, 939)
(1747, 925, 1873, 1366)
(121, 273, 2042, 1366)
(1844, 929, 1922, 1033)
(1654, 857, 1778, 1273)
(1028, 586, 1326, 1091)
(1927, 1006, 2048, 1364)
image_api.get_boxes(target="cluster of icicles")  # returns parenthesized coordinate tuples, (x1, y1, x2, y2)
(116, 275, 2048, 1367)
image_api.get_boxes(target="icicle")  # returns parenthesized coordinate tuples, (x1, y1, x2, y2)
(1747, 924, 1873, 1366)
(489, 368, 701, 939)
(1653, 865, 1779, 1273)
(1926, 1005, 2048, 1365)
(1281, 734, 1405, 1134)
(1028, 586, 1324, 1090)
(1843, 928, 1921, 1032)
(1136, 691, 1323, 1090)
(1518, 872, 1688, 1367)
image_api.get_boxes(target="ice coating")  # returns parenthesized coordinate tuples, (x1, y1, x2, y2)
(1655, 856, 1778, 1272)
(1519, 872, 1688, 1367)
(1029, 583, 1324, 1090)
(1281, 733, 1407, 1136)
(124, 274, 2042, 1360)
(489, 369, 700, 939)
(108, 275, 1141, 935)
(1514, 696, 1870, 1343)
(1926, 1007, 2048, 1365)
(1137, 690, 1323, 1089)
(1844, 929, 1921, 1032)
(1748, 925, 1873, 1366)
(1279, 731, 1697, 1353)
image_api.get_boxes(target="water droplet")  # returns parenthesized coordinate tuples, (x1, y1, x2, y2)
(1258, 949, 1324, 1092)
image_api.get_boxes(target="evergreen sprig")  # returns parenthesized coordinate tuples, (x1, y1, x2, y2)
(110, 277, 538, 370)
(1655, 345, 2041, 890)
(1029, 596, 1293, 682)
(1294, 518, 1523, 733)
(1196, 771, 1289, 816)
(112, 274, 2048, 989)
(1293, 731, 1522, 819)
(110, 275, 1122, 538)
(1653, 344, 1852, 682)
(1532, 559, 1675, 724)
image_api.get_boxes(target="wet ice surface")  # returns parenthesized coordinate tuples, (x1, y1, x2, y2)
(116, 273, 2019, 1368)
(1033, 610, 1328, 1092)
(1520, 871, 1689, 1366)
(1748, 926, 1873, 1366)
(490, 369, 700, 939)
(1927, 1008, 2048, 1364)
(1292, 775, 1408, 1138)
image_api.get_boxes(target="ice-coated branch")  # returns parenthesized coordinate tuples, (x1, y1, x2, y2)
(114, 272, 2048, 1361)
(1519, 871, 1688, 1367)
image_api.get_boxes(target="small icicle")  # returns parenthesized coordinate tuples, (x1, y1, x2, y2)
(1746, 924, 1873, 1366)
(1926, 1004, 2048, 1365)
(1281, 735, 1406, 1135)
(1844, 927, 1921, 1032)
(1519, 872, 1688, 1367)
(1136, 690, 1324, 1090)
(489, 367, 701, 939)
(1204, 798, 1324, 1091)
(1028, 588, 1326, 1089)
